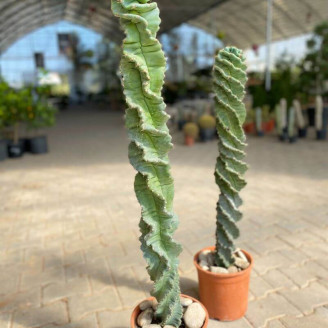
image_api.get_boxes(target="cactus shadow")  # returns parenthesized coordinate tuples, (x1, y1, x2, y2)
(180, 276, 199, 300)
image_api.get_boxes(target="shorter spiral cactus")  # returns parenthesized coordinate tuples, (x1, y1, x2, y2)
(212, 47, 248, 268)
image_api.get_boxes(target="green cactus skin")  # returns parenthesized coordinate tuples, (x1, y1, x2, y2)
(212, 47, 248, 268)
(111, 0, 183, 326)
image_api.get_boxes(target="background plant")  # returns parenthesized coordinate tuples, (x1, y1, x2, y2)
(299, 21, 328, 97)
(0, 86, 32, 143)
(0, 82, 56, 141)
(111, 0, 183, 326)
(212, 47, 248, 268)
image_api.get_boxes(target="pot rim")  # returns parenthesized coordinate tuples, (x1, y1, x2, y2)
(193, 246, 253, 278)
(130, 293, 209, 328)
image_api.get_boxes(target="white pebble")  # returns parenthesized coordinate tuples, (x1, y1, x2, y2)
(210, 266, 228, 274)
(206, 252, 215, 266)
(139, 300, 152, 311)
(144, 325, 161, 328)
(228, 265, 239, 273)
(183, 302, 206, 328)
(152, 299, 158, 310)
(180, 296, 193, 307)
(200, 265, 209, 271)
(236, 250, 248, 262)
(137, 308, 153, 327)
(234, 257, 249, 270)
(199, 260, 208, 267)
(198, 250, 210, 262)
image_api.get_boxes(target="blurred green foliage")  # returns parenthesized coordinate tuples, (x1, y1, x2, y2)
(0, 80, 57, 135)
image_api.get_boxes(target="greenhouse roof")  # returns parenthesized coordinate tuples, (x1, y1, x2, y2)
(0, 0, 327, 52)
(189, 0, 328, 49)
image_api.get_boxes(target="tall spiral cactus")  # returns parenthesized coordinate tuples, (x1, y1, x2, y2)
(111, 0, 183, 326)
(213, 47, 248, 268)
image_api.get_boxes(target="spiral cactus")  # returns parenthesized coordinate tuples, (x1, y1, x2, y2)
(212, 47, 248, 268)
(111, 0, 183, 326)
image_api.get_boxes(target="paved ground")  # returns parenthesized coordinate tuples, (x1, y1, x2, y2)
(1, 106, 328, 328)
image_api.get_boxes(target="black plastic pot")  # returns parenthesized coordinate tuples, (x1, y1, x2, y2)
(200, 128, 216, 142)
(29, 136, 48, 154)
(8, 142, 24, 158)
(315, 108, 328, 140)
(289, 136, 297, 143)
(279, 127, 288, 142)
(298, 128, 307, 138)
(0, 140, 8, 161)
(316, 130, 326, 140)
(307, 107, 315, 127)
(178, 119, 187, 131)
(20, 138, 31, 153)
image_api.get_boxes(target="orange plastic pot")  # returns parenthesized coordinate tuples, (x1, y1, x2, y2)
(184, 135, 195, 146)
(194, 246, 253, 321)
(130, 294, 209, 328)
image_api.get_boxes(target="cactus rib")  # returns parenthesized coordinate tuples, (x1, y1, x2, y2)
(213, 47, 248, 268)
(111, 0, 183, 326)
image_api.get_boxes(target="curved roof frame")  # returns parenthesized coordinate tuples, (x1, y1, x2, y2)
(0, 0, 327, 54)
(0, 0, 226, 53)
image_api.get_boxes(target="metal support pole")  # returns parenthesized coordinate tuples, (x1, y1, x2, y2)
(265, 0, 273, 91)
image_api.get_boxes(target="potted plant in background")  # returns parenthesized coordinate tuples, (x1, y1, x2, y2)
(112, 0, 208, 327)
(26, 87, 56, 154)
(288, 107, 297, 143)
(315, 95, 326, 140)
(262, 105, 275, 133)
(255, 107, 264, 136)
(243, 109, 255, 134)
(293, 99, 307, 138)
(0, 116, 8, 161)
(276, 98, 288, 141)
(194, 47, 253, 321)
(183, 122, 199, 146)
(198, 113, 216, 141)
(4, 88, 32, 158)
(299, 21, 328, 140)
(0, 80, 10, 161)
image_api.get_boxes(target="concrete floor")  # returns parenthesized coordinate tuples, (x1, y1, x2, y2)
(1, 106, 328, 328)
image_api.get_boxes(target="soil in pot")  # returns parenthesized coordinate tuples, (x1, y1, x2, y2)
(30, 136, 48, 154)
(194, 246, 253, 321)
(131, 294, 209, 328)
(8, 142, 24, 158)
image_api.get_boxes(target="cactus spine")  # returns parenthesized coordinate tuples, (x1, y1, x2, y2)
(212, 47, 248, 268)
(111, 0, 182, 326)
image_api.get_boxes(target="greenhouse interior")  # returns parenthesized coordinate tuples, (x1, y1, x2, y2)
(1, 0, 328, 327)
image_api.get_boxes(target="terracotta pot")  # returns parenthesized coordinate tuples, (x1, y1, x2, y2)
(194, 246, 253, 321)
(184, 135, 195, 146)
(243, 122, 255, 134)
(130, 294, 209, 328)
(262, 119, 275, 133)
